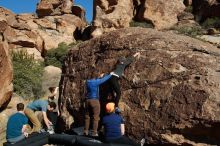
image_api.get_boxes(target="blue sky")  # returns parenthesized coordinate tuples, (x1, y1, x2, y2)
(0, 0, 93, 22)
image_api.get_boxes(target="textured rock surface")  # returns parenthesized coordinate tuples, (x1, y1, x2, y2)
(199, 34, 220, 45)
(42, 65, 62, 95)
(0, 7, 16, 25)
(92, 0, 185, 35)
(136, 0, 185, 30)
(92, 0, 134, 37)
(161, 134, 210, 146)
(36, 0, 73, 17)
(34, 14, 84, 50)
(0, 41, 13, 110)
(0, 14, 8, 33)
(176, 11, 199, 33)
(0, 5, 85, 110)
(0, 6, 86, 58)
(72, 5, 86, 21)
(59, 27, 220, 145)
(193, 0, 220, 21)
(178, 11, 194, 21)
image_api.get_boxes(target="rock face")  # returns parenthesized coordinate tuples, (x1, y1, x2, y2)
(92, 0, 185, 36)
(33, 14, 84, 51)
(0, 6, 86, 59)
(92, 0, 134, 37)
(199, 34, 220, 46)
(136, 0, 185, 30)
(59, 27, 220, 145)
(72, 5, 86, 21)
(176, 11, 198, 30)
(0, 41, 13, 110)
(36, 0, 73, 17)
(42, 65, 61, 95)
(193, 0, 220, 21)
(0, 5, 85, 107)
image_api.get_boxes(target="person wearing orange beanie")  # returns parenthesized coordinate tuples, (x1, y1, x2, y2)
(102, 102, 139, 146)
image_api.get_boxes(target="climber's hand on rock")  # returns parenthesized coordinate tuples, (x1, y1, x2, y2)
(133, 52, 140, 58)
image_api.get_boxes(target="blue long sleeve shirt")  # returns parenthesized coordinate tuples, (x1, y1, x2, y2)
(86, 74, 112, 99)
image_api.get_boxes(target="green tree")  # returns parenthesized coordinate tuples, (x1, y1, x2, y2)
(44, 42, 81, 68)
(202, 17, 220, 29)
(130, 20, 154, 28)
(44, 42, 70, 68)
(12, 50, 44, 99)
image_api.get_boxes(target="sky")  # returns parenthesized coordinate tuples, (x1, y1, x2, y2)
(0, 0, 93, 22)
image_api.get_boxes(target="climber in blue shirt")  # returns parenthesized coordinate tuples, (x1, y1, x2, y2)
(84, 69, 112, 136)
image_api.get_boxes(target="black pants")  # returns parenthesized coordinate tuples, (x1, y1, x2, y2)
(105, 136, 140, 146)
(47, 111, 58, 128)
(108, 75, 121, 107)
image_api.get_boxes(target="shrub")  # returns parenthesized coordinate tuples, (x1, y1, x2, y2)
(185, 6, 193, 13)
(12, 50, 44, 99)
(202, 17, 220, 29)
(44, 42, 77, 68)
(172, 26, 204, 37)
(130, 20, 154, 28)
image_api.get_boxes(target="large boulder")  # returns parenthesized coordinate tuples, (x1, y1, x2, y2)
(199, 34, 220, 46)
(61, 0, 73, 14)
(36, 0, 73, 17)
(33, 18, 57, 30)
(72, 5, 86, 21)
(0, 14, 8, 33)
(136, 0, 185, 30)
(0, 8, 44, 59)
(0, 41, 13, 110)
(6, 32, 36, 48)
(1, 7, 86, 55)
(16, 13, 36, 21)
(59, 27, 220, 145)
(0, 7, 16, 26)
(92, 0, 134, 37)
(33, 14, 84, 50)
(193, 0, 220, 21)
(34, 14, 84, 50)
(42, 65, 61, 95)
(0, 7, 16, 33)
(24, 14, 85, 51)
(36, 0, 55, 17)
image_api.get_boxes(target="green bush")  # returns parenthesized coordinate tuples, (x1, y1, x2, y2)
(12, 50, 44, 99)
(172, 26, 203, 37)
(185, 6, 193, 13)
(44, 42, 72, 68)
(130, 20, 154, 28)
(202, 17, 220, 29)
